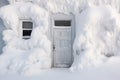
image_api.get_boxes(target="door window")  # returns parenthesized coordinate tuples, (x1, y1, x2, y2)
(55, 20, 71, 26)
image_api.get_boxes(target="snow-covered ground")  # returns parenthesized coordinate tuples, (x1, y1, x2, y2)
(0, 56, 120, 80)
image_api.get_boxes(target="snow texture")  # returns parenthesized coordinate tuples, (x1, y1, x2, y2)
(0, 0, 120, 76)
(71, 5, 120, 71)
(1, 56, 120, 80)
(0, 3, 51, 76)
(8, 0, 120, 14)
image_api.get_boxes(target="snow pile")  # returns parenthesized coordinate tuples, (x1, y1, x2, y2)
(71, 5, 120, 71)
(0, 3, 51, 76)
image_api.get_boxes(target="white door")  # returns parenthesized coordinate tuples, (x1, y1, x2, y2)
(52, 14, 74, 68)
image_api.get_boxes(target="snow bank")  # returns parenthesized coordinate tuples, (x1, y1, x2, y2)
(71, 5, 120, 71)
(0, 3, 51, 76)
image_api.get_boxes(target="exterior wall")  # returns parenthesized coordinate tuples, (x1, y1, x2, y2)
(0, 19, 5, 54)
(0, 0, 9, 54)
(0, 0, 9, 7)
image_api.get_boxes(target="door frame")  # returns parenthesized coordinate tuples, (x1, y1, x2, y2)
(51, 13, 75, 68)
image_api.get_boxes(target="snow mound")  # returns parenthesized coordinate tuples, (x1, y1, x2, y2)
(71, 5, 120, 71)
(0, 3, 51, 76)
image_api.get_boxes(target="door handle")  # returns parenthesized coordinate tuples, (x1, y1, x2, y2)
(53, 44, 55, 50)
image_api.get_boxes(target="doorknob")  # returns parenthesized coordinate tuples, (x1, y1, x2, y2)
(53, 44, 55, 50)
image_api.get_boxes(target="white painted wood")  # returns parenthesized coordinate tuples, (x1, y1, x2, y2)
(52, 13, 74, 68)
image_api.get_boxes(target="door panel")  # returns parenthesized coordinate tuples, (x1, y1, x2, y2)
(53, 28, 72, 68)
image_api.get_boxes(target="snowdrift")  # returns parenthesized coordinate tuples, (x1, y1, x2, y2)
(0, 0, 120, 76)
(0, 3, 51, 76)
(71, 5, 120, 71)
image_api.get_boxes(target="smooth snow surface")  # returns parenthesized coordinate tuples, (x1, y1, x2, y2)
(0, 56, 120, 80)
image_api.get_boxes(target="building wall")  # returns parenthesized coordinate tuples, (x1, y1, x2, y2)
(0, 19, 5, 54)
(0, 0, 9, 54)
(0, 0, 9, 7)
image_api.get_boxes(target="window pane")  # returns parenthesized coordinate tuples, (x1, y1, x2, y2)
(23, 21, 33, 29)
(55, 20, 71, 26)
(23, 30, 32, 36)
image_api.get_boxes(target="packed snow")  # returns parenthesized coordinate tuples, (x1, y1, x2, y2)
(0, 0, 120, 77)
